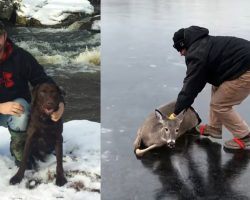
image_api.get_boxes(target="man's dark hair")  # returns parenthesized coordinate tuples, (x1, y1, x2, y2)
(0, 21, 6, 35)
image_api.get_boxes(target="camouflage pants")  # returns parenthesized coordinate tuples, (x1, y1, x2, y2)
(0, 98, 30, 162)
(9, 129, 27, 162)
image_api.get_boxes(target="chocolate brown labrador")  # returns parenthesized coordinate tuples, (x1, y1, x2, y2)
(9, 82, 67, 186)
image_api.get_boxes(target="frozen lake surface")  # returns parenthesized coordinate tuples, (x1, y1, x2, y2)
(102, 0, 250, 199)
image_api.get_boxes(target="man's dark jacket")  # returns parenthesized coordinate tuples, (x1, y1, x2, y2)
(0, 39, 53, 103)
(174, 26, 250, 115)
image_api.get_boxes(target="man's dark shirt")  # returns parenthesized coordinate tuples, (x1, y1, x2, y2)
(0, 39, 53, 103)
(174, 26, 250, 115)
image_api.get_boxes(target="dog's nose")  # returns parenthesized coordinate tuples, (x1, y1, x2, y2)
(47, 101, 54, 106)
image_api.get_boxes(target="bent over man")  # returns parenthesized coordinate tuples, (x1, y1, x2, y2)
(170, 25, 250, 150)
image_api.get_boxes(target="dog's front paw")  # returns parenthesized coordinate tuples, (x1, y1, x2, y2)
(56, 175, 67, 186)
(10, 175, 23, 185)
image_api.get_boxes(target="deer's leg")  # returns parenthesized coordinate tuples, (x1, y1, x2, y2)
(133, 127, 142, 152)
(135, 144, 159, 157)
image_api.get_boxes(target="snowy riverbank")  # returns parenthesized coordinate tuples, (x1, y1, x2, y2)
(16, 0, 94, 25)
(0, 120, 100, 200)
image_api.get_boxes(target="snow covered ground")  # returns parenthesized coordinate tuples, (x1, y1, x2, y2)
(15, 0, 94, 25)
(0, 120, 100, 200)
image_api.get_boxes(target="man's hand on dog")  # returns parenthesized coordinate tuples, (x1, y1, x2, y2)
(51, 102, 64, 122)
(0, 102, 24, 116)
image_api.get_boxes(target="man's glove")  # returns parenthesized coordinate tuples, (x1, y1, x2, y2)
(168, 113, 176, 120)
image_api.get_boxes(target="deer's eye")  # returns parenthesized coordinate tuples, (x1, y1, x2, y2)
(175, 129, 179, 133)
(165, 128, 169, 132)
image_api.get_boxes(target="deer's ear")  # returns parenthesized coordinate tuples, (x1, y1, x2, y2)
(155, 109, 165, 120)
(176, 110, 185, 124)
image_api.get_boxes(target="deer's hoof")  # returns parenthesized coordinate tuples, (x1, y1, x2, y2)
(135, 149, 144, 157)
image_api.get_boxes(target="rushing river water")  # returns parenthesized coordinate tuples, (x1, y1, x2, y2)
(7, 25, 100, 122)
(102, 0, 250, 199)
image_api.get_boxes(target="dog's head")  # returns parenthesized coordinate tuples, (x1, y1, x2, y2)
(32, 83, 65, 115)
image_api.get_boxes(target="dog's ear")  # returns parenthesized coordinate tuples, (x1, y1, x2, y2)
(58, 86, 66, 97)
(56, 85, 66, 103)
(31, 85, 41, 105)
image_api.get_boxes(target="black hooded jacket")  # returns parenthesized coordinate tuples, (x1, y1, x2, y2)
(0, 39, 53, 103)
(174, 26, 250, 115)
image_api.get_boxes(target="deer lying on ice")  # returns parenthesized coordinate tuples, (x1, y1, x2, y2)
(133, 101, 201, 157)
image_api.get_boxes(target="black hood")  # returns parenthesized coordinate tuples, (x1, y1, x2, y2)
(184, 26, 209, 49)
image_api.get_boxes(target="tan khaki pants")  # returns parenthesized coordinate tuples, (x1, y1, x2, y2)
(209, 70, 250, 138)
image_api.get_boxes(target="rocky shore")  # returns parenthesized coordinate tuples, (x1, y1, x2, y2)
(0, 0, 100, 31)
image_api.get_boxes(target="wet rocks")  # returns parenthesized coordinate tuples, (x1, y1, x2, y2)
(0, 0, 14, 20)
(68, 15, 100, 32)
(88, 0, 100, 14)
(16, 16, 42, 27)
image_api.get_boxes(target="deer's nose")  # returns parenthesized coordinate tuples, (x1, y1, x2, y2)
(167, 141, 175, 148)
